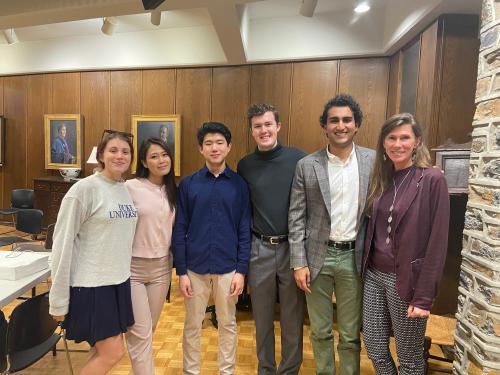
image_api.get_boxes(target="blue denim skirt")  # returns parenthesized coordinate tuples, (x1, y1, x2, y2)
(62, 278, 134, 346)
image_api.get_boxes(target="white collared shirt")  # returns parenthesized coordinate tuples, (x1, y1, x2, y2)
(326, 144, 359, 242)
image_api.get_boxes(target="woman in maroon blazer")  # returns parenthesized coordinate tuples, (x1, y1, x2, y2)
(362, 113, 449, 374)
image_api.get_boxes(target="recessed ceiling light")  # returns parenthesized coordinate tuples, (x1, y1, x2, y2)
(354, 2, 370, 13)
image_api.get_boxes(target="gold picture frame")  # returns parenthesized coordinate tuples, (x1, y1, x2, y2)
(44, 114, 82, 170)
(131, 115, 181, 176)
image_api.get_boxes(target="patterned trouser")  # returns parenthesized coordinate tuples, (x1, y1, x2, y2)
(362, 268, 428, 375)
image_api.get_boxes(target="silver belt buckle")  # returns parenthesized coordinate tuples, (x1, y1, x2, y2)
(269, 236, 279, 245)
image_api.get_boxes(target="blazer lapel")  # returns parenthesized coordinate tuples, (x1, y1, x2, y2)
(356, 146, 371, 223)
(393, 169, 424, 231)
(313, 150, 331, 217)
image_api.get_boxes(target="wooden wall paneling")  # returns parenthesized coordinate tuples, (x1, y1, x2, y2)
(289, 60, 338, 153)
(81, 71, 110, 177)
(3, 76, 28, 209)
(27, 75, 52, 187)
(249, 63, 292, 147)
(436, 15, 479, 147)
(387, 51, 403, 117)
(175, 68, 212, 176)
(110, 70, 142, 133)
(142, 69, 176, 114)
(0, 77, 3, 115)
(211, 66, 250, 170)
(51, 72, 80, 114)
(49, 72, 81, 176)
(338, 58, 390, 149)
(415, 19, 443, 151)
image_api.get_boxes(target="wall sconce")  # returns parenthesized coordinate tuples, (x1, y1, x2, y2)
(2, 29, 18, 44)
(101, 17, 118, 36)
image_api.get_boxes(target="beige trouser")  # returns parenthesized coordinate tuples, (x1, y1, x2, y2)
(183, 270, 237, 375)
(126, 256, 172, 375)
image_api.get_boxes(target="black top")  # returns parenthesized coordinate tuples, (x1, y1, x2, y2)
(237, 144, 307, 236)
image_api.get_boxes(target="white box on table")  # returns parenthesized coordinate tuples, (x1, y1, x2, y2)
(0, 251, 50, 280)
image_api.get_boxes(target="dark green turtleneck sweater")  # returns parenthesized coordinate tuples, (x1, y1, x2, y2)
(237, 144, 307, 236)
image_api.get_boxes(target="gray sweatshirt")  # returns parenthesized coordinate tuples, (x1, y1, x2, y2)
(49, 172, 138, 316)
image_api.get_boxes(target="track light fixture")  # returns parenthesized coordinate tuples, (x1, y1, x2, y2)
(101, 17, 118, 36)
(2, 29, 18, 44)
(299, 0, 318, 17)
(151, 9, 161, 26)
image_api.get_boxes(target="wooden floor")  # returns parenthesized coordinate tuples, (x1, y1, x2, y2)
(0, 226, 454, 374)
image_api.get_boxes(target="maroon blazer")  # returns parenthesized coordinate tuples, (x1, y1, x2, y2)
(362, 167, 450, 310)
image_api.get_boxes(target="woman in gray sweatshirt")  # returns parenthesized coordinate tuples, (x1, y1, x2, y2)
(49, 130, 138, 375)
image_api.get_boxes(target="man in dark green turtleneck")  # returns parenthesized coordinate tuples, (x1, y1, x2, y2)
(237, 104, 307, 375)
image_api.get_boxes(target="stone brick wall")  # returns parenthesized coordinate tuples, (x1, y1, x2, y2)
(454, 0, 500, 373)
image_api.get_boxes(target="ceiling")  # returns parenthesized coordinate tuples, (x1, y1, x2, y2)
(0, 0, 482, 75)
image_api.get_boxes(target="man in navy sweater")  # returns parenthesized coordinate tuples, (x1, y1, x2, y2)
(173, 122, 251, 375)
(238, 104, 306, 375)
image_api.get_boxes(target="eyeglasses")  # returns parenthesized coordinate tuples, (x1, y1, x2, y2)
(101, 129, 134, 140)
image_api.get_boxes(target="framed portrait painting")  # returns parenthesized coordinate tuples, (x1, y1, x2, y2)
(131, 115, 181, 176)
(44, 114, 82, 170)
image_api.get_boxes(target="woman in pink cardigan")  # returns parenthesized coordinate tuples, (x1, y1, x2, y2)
(125, 137, 176, 374)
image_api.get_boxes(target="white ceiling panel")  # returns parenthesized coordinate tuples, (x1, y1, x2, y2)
(0, 0, 483, 74)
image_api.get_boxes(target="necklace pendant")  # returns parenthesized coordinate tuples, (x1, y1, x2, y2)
(388, 216, 393, 223)
(385, 237, 390, 244)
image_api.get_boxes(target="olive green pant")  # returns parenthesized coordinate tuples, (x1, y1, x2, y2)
(306, 246, 362, 375)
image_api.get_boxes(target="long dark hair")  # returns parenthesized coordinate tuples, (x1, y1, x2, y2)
(136, 137, 176, 211)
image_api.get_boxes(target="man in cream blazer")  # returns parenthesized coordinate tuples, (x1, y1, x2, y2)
(289, 94, 375, 375)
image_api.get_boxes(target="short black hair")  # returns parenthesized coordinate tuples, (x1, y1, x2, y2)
(197, 122, 232, 146)
(319, 94, 363, 128)
(247, 103, 280, 127)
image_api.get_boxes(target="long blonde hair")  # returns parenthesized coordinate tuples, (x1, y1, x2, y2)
(365, 113, 431, 216)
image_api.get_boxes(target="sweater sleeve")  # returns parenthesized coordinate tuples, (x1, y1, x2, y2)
(172, 181, 189, 276)
(49, 196, 88, 316)
(411, 172, 450, 310)
(288, 160, 309, 269)
(236, 181, 251, 275)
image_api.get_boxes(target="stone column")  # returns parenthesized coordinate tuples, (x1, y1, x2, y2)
(453, 0, 500, 373)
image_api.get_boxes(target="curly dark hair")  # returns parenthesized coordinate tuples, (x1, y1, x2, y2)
(197, 122, 232, 146)
(247, 103, 280, 127)
(319, 94, 363, 128)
